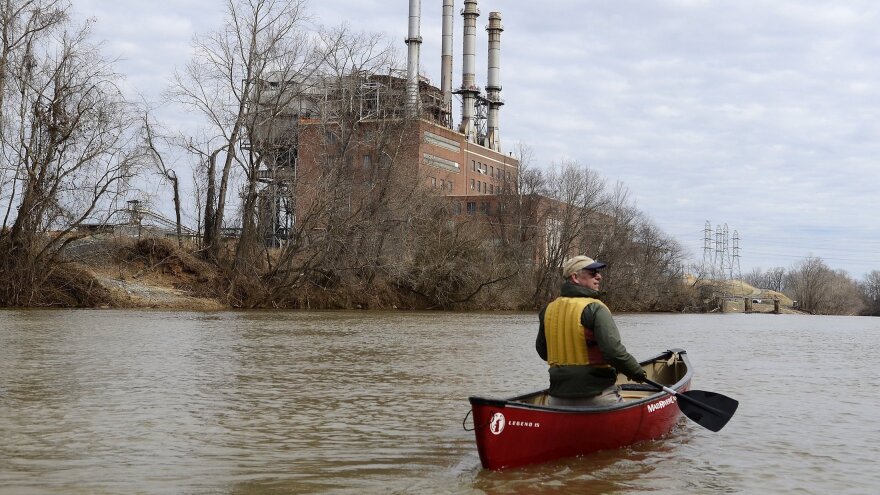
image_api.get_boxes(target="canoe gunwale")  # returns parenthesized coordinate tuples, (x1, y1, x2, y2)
(468, 348, 692, 414)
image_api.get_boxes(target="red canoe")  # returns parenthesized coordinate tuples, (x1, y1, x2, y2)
(467, 349, 692, 470)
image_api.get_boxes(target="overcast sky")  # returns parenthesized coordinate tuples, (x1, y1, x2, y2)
(74, 0, 880, 279)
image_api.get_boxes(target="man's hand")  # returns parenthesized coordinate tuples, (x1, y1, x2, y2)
(632, 372, 647, 383)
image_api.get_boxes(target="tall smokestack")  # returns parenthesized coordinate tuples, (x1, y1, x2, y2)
(458, 0, 480, 141)
(485, 11, 503, 152)
(441, 0, 454, 128)
(405, 0, 422, 118)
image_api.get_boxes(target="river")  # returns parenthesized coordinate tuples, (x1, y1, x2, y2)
(1, 310, 878, 494)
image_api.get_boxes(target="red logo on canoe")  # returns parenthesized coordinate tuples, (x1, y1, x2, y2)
(489, 412, 506, 435)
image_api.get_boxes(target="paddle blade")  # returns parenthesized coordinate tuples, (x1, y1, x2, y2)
(677, 390, 739, 432)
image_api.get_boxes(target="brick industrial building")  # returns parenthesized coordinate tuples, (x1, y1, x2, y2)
(247, 0, 520, 243)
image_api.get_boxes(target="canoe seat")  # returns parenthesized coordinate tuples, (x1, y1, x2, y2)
(620, 383, 661, 392)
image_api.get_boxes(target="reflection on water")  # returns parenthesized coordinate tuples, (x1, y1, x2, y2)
(1, 310, 880, 494)
(472, 428, 693, 495)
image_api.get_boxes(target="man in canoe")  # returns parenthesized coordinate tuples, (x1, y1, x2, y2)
(536, 255, 647, 406)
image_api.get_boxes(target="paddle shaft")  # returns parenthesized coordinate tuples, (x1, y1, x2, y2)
(642, 377, 728, 417)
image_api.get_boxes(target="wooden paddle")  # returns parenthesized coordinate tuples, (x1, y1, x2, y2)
(642, 377, 739, 432)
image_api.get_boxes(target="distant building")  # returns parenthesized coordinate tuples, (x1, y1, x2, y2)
(243, 0, 606, 270)
(243, 0, 523, 246)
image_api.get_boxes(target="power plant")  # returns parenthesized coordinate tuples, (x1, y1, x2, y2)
(252, 0, 519, 245)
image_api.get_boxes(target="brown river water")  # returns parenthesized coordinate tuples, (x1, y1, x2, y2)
(1, 310, 879, 494)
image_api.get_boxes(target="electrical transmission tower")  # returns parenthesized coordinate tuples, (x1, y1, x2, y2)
(702, 221, 714, 278)
(732, 229, 742, 282)
(714, 224, 726, 281)
(701, 220, 742, 282)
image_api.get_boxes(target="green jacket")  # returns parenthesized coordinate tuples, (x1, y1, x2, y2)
(536, 281, 645, 397)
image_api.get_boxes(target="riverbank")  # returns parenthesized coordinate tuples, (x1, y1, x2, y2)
(94, 276, 225, 310)
(63, 236, 224, 310)
(8, 235, 802, 313)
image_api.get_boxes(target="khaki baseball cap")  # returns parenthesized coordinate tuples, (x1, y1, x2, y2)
(562, 255, 607, 277)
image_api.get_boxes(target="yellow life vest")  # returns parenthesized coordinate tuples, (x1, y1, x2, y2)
(543, 296, 610, 367)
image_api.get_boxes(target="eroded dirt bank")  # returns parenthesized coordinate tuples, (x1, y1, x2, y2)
(64, 236, 225, 310)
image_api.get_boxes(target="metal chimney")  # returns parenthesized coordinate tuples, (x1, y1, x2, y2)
(485, 11, 503, 152)
(441, 0, 454, 128)
(457, 0, 480, 141)
(405, 0, 422, 118)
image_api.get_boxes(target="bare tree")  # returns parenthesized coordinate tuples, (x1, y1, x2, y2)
(744, 266, 787, 292)
(825, 269, 863, 316)
(492, 141, 542, 255)
(1, 0, 68, 229)
(489, 158, 691, 310)
(585, 182, 688, 311)
(785, 256, 832, 314)
(743, 267, 764, 288)
(860, 270, 880, 316)
(519, 161, 607, 305)
(0, 14, 142, 305)
(143, 114, 183, 247)
(169, 0, 310, 262)
(168, 3, 462, 307)
(389, 197, 515, 309)
(765, 267, 786, 292)
(189, 167, 205, 248)
(256, 27, 421, 306)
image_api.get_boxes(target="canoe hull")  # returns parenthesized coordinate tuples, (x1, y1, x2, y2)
(468, 349, 691, 470)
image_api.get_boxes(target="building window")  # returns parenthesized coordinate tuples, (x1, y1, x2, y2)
(477, 181, 481, 193)
(424, 153, 459, 171)
(425, 131, 461, 152)
(489, 184, 494, 194)
(481, 202, 490, 215)
(490, 166, 494, 177)
(453, 202, 462, 215)
(362, 154, 372, 170)
(472, 160, 476, 172)
(470, 178, 475, 190)
(431, 177, 436, 188)
(466, 202, 476, 215)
